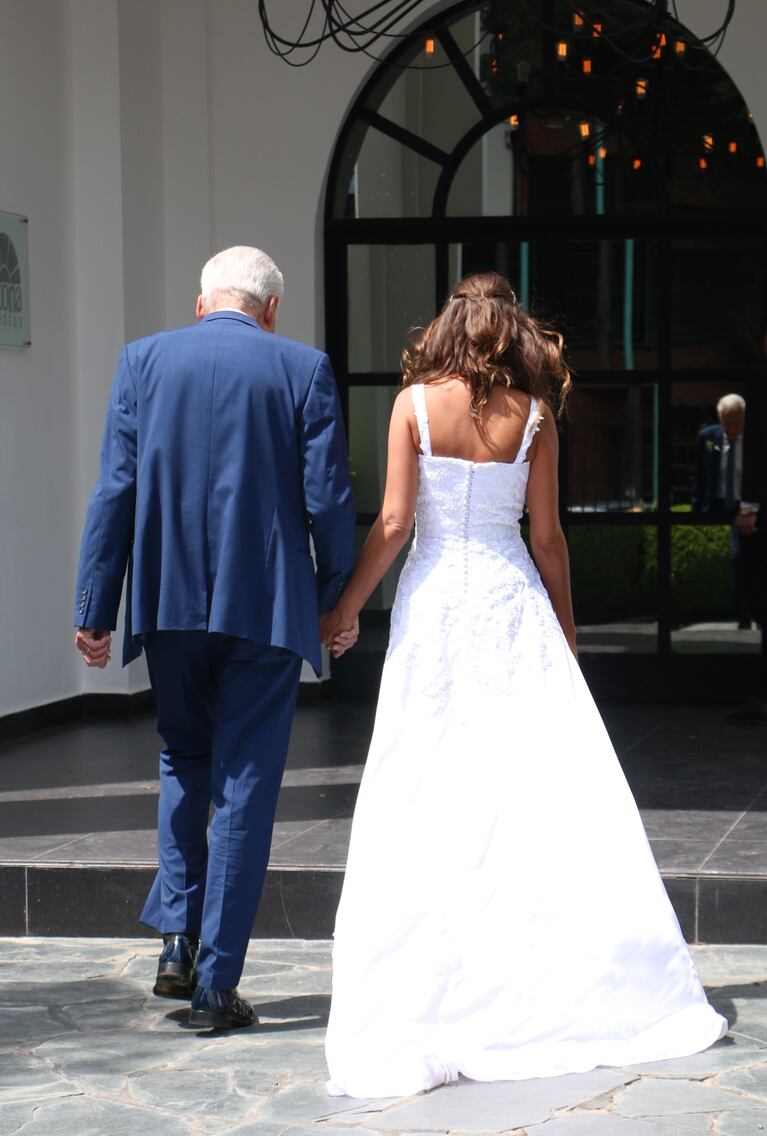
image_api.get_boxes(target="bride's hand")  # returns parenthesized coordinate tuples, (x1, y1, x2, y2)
(320, 609, 360, 658)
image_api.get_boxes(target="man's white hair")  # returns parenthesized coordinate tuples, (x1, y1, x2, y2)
(717, 393, 746, 415)
(200, 246, 284, 313)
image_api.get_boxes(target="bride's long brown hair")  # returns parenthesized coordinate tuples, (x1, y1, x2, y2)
(401, 272, 571, 418)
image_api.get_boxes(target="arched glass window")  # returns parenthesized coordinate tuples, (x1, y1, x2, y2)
(325, 0, 767, 686)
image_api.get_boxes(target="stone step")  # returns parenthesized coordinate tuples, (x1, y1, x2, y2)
(2, 861, 767, 944)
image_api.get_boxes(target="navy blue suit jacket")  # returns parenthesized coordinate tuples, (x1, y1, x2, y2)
(74, 312, 356, 674)
(692, 423, 725, 513)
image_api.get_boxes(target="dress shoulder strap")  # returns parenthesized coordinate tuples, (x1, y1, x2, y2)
(515, 396, 543, 464)
(411, 384, 432, 457)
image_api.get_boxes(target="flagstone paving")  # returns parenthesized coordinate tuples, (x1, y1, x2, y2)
(3, 939, 767, 1134)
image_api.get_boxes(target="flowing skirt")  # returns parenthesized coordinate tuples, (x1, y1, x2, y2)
(325, 557, 727, 1098)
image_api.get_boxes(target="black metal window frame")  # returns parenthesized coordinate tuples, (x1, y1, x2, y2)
(324, 0, 767, 660)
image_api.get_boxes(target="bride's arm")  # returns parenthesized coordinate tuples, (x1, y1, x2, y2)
(526, 411, 578, 657)
(321, 391, 418, 651)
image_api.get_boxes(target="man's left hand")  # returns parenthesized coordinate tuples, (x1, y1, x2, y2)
(75, 628, 112, 668)
(735, 510, 759, 535)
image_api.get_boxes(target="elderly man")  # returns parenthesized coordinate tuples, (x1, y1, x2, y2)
(74, 247, 356, 1027)
(692, 393, 752, 628)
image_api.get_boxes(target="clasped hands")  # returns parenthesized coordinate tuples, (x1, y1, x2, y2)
(320, 608, 359, 659)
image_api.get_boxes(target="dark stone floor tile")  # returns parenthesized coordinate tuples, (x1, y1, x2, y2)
(269, 820, 351, 870)
(701, 842, 767, 877)
(274, 782, 358, 825)
(0, 835, 91, 863)
(27, 867, 156, 937)
(699, 878, 767, 943)
(640, 809, 738, 842)
(253, 870, 343, 939)
(34, 830, 157, 866)
(0, 866, 27, 934)
(0, 794, 158, 840)
(661, 876, 697, 941)
(649, 839, 713, 873)
(728, 811, 767, 839)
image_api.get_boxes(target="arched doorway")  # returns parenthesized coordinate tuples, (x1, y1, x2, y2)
(325, 0, 767, 698)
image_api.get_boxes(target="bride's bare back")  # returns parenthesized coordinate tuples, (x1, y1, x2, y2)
(407, 378, 539, 465)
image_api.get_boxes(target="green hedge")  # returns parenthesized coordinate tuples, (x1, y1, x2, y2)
(568, 515, 731, 626)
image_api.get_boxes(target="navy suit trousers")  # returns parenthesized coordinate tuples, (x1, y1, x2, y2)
(139, 632, 301, 988)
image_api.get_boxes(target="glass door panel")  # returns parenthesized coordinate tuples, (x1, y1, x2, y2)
(348, 245, 436, 372)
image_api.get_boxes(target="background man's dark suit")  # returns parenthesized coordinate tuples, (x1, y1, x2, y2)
(692, 420, 751, 626)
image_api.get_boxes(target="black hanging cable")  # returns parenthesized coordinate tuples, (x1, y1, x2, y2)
(258, 0, 736, 70)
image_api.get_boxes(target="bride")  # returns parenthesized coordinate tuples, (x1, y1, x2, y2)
(319, 272, 726, 1099)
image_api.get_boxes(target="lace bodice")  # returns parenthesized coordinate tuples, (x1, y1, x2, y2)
(411, 383, 540, 552)
(385, 385, 555, 714)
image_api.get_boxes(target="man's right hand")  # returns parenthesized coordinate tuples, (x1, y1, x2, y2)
(75, 628, 112, 668)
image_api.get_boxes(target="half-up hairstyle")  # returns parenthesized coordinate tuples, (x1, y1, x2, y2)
(401, 272, 571, 418)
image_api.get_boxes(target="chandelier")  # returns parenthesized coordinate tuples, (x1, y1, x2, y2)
(257, 1, 735, 68)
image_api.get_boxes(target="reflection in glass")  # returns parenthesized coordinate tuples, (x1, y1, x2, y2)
(349, 387, 398, 515)
(548, 239, 657, 371)
(352, 127, 441, 218)
(570, 524, 657, 652)
(447, 239, 657, 370)
(670, 524, 761, 654)
(567, 385, 658, 513)
(348, 245, 436, 373)
(672, 237, 766, 369)
(362, 30, 483, 157)
(448, 240, 529, 305)
(447, 112, 658, 218)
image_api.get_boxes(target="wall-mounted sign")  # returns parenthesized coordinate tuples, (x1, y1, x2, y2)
(0, 211, 30, 348)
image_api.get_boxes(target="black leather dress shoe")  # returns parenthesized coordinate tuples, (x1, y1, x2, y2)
(153, 934, 199, 999)
(188, 986, 258, 1029)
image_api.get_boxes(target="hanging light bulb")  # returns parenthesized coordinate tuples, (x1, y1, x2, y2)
(579, 121, 591, 139)
(556, 40, 569, 60)
(632, 158, 642, 170)
(598, 146, 607, 159)
(573, 12, 585, 30)
(728, 141, 738, 154)
(652, 40, 662, 60)
(757, 155, 765, 169)
(636, 78, 648, 99)
(588, 154, 597, 167)
(508, 114, 520, 130)
(659, 33, 667, 47)
(424, 38, 435, 54)
(674, 39, 686, 56)
(699, 157, 708, 170)
(703, 134, 714, 151)
(582, 58, 592, 74)
(592, 22, 602, 38)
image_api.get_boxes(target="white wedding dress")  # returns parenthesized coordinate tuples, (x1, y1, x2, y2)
(325, 386, 726, 1099)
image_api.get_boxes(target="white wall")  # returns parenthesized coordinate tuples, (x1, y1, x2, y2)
(0, 1, 79, 715)
(0, 0, 766, 715)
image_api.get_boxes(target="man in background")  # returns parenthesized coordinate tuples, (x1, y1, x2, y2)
(730, 377, 767, 721)
(692, 393, 752, 629)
